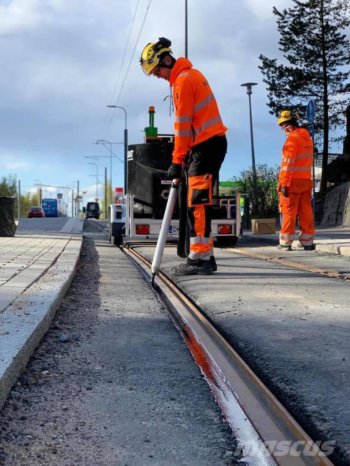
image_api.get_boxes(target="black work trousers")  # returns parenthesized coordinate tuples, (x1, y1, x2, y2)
(185, 135, 227, 261)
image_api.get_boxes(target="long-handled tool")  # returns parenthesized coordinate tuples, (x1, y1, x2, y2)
(177, 176, 188, 259)
(151, 178, 180, 286)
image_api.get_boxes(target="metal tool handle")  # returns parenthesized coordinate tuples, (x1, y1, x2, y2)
(151, 179, 179, 277)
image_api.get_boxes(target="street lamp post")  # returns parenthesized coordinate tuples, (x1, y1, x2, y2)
(107, 105, 128, 193)
(241, 82, 258, 188)
(88, 162, 99, 200)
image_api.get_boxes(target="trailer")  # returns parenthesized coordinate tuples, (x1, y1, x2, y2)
(109, 107, 241, 247)
(109, 191, 241, 246)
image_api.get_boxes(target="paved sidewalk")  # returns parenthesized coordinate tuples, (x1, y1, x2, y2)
(0, 218, 83, 410)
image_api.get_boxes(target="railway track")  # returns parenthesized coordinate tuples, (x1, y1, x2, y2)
(87, 219, 348, 465)
(119, 241, 335, 466)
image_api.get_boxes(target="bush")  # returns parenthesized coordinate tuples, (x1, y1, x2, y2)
(232, 164, 280, 218)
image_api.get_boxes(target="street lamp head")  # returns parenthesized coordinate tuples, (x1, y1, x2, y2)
(241, 82, 258, 95)
(106, 105, 127, 121)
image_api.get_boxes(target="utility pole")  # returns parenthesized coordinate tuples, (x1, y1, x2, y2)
(77, 180, 80, 217)
(106, 105, 128, 193)
(104, 167, 108, 219)
(72, 189, 74, 217)
(17, 179, 21, 219)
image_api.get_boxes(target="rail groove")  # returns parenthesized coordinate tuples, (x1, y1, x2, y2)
(122, 244, 334, 466)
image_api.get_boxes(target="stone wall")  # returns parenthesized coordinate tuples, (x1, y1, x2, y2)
(321, 182, 350, 226)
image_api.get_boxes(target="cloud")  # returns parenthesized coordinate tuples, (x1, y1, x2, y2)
(245, 0, 290, 20)
(0, 0, 344, 204)
(1, 160, 29, 170)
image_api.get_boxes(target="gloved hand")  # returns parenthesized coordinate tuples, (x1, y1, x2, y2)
(167, 163, 182, 179)
(281, 186, 288, 197)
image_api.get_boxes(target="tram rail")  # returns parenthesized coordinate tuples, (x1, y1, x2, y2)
(232, 246, 350, 282)
(120, 242, 335, 466)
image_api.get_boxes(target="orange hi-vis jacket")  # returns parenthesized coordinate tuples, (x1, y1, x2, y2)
(279, 127, 313, 187)
(169, 57, 227, 165)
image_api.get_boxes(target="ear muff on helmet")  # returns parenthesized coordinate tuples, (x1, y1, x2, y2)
(278, 110, 299, 126)
(140, 37, 172, 75)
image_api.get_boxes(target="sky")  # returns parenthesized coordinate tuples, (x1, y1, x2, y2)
(0, 0, 344, 212)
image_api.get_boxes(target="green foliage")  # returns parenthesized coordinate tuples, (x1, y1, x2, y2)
(20, 192, 39, 217)
(0, 175, 47, 217)
(232, 164, 280, 218)
(0, 175, 17, 196)
(259, 0, 350, 192)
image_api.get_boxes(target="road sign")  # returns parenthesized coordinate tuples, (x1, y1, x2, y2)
(307, 100, 315, 124)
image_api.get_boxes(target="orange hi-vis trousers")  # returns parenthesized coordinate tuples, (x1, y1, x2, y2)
(187, 174, 213, 260)
(279, 179, 315, 248)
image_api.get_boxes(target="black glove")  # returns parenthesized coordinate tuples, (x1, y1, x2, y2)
(281, 186, 288, 197)
(167, 163, 182, 179)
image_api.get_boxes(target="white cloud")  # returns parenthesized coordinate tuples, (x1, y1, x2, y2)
(1, 161, 29, 170)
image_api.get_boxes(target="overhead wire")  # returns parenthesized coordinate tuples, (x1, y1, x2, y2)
(114, 0, 153, 104)
(109, 0, 141, 106)
(103, 0, 153, 139)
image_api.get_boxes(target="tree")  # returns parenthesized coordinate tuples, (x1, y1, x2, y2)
(0, 175, 17, 196)
(20, 192, 39, 217)
(0, 175, 45, 217)
(259, 0, 350, 193)
(232, 164, 280, 219)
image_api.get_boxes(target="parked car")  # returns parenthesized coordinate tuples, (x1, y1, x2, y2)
(85, 202, 100, 219)
(27, 206, 45, 218)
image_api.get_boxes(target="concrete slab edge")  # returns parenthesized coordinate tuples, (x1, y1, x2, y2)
(240, 235, 350, 257)
(0, 237, 82, 411)
(338, 245, 350, 256)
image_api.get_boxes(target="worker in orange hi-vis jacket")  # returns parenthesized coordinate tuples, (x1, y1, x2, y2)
(140, 37, 228, 275)
(277, 110, 315, 251)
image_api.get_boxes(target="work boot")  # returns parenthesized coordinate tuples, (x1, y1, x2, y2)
(303, 244, 315, 251)
(277, 244, 292, 251)
(210, 256, 217, 272)
(172, 259, 213, 276)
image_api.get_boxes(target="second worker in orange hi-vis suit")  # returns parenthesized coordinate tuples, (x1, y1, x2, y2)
(140, 37, 227, 275)
(277, 110, 315, 251)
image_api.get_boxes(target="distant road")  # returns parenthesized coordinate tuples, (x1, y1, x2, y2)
(17, 217, 74, 234)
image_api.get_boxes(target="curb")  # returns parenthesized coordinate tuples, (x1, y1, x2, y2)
(0, 236, 82, 410)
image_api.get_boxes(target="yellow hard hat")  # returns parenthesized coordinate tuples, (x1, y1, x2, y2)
(277, 110, 299, 126)
(140, 37, 172, 75)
